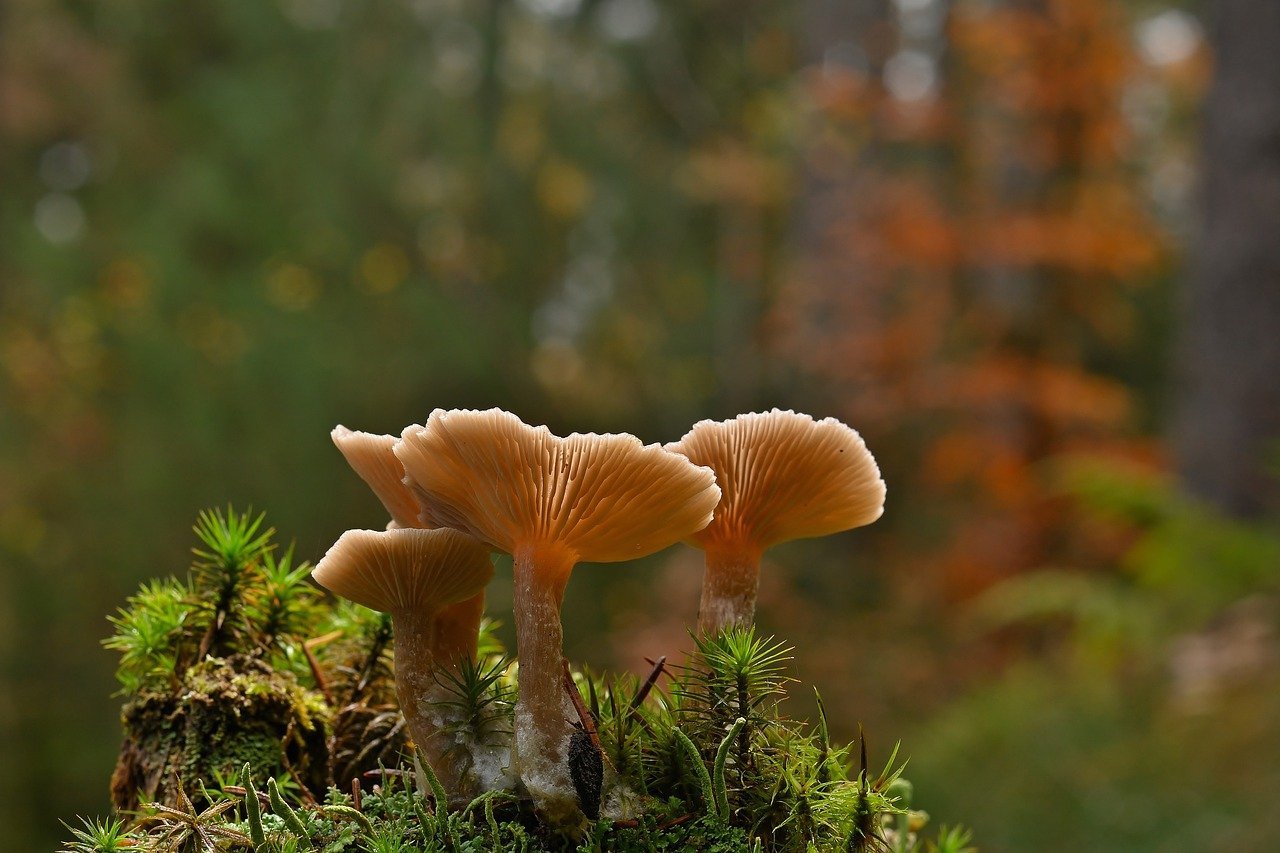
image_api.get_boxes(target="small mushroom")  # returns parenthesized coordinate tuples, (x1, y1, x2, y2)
(330, 425, 499, 797)
(395, 408, 720, 827)
(312, 527, 494, 800)
(667, 409, 885, 635)
(331, 424, 491, 699)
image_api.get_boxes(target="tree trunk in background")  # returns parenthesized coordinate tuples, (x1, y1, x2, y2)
(1176, 1, 1280, 518)
(783, 0, 894, 412)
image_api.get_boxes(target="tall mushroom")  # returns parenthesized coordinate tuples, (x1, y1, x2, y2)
(666, 409, 886, 635)
(395, 408, 720, 827)
(312, 527, 494, 800)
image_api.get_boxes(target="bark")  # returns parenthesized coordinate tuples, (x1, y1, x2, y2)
(1175, 1, 1280, 518)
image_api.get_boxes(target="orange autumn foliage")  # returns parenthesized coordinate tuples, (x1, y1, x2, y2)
(781, 0, 1168, 599)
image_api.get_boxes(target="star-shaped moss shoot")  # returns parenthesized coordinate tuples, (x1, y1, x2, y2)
(312, 527, 493, 801)
(667, 410, 885, 635)
(395, 408, 720, 829)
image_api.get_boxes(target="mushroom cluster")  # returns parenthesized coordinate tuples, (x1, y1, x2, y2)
(313, 408, 884, 832)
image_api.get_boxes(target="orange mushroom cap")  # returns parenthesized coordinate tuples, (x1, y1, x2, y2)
(667, 409, 885, 552)
(331, 426, 423, 529)
(394, 408, 721, 563)
(312, 527, 493, 615)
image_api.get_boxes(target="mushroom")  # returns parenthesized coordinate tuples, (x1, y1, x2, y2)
(329, 425, 497, 798)
(312, 527, 494, 800)
(666, 409, 886, 635)
(331, 426, 422, 529)
(332, 424, 493, 650)
(395, 408, 720, 827)
(331, 424, 490, 683)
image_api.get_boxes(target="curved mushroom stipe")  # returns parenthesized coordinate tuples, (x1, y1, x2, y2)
(312, 527, 494, 802)
(667, 409, 886, 635)
(395, 408, 720, 829)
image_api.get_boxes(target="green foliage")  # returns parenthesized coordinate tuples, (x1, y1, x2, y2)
(414, 750, 458, 849)
(928, 826, 975, 853)
(135, 784, 251, 850)
(674, 727, 715, 817)
(241, 763, 266, 847)
(59, 816, 140, 853)
(105, 507, 327, 695)
(191, 508, 274, 654)
(683, 630, 793, 721)
(103, 578, 192, 695)
(475, 618, 506, 662)
(432, 654, 515, 751)
(322, 602, 397, 705)
(974, 459, 1280, 672)
(269, 777, 311, 838)
(909, 461, 1280, 852)
(190, 507, 319, 660)
(1054, 459, 1280, 610)
(251, 544, 323, 653)
(713, 718, 747, 820)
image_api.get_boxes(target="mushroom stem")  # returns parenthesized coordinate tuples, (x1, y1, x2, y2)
(433, 592, 485, 669)
(511, 543, 580, 824)
(697, 542, 764, 636)
(391, 607, 475, 803)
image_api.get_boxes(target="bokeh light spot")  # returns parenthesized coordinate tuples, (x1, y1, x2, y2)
(358, 243, 410, 294)
(1137, 10, 1202, 68)
(34, 194, 85, 244)
(266, 262, 322, 311)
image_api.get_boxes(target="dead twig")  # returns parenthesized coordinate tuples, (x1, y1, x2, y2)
(631, 655, 667, 710)
(562, 659, 603, 755)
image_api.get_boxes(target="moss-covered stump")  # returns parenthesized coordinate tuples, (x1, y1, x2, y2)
(64, 508, 974, 852)
(110, 654, 329, 811)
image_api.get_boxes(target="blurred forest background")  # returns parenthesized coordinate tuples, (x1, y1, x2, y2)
(3, 0, 1278, 849)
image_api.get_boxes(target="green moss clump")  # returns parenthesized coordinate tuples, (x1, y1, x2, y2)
(103, 508, 343, 811)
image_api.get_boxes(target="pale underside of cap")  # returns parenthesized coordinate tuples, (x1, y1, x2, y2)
(394, 408, 721, 564)
(667, 409, 886, 551)
(332, 425, 424, 529)
(312, 527, 493, 614)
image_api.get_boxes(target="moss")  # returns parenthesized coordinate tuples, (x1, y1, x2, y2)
(111, 654, 329, 811)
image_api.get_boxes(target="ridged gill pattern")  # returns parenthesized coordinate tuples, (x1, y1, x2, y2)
(394, 408, 722, 563)
(667, 409, 886, 551)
